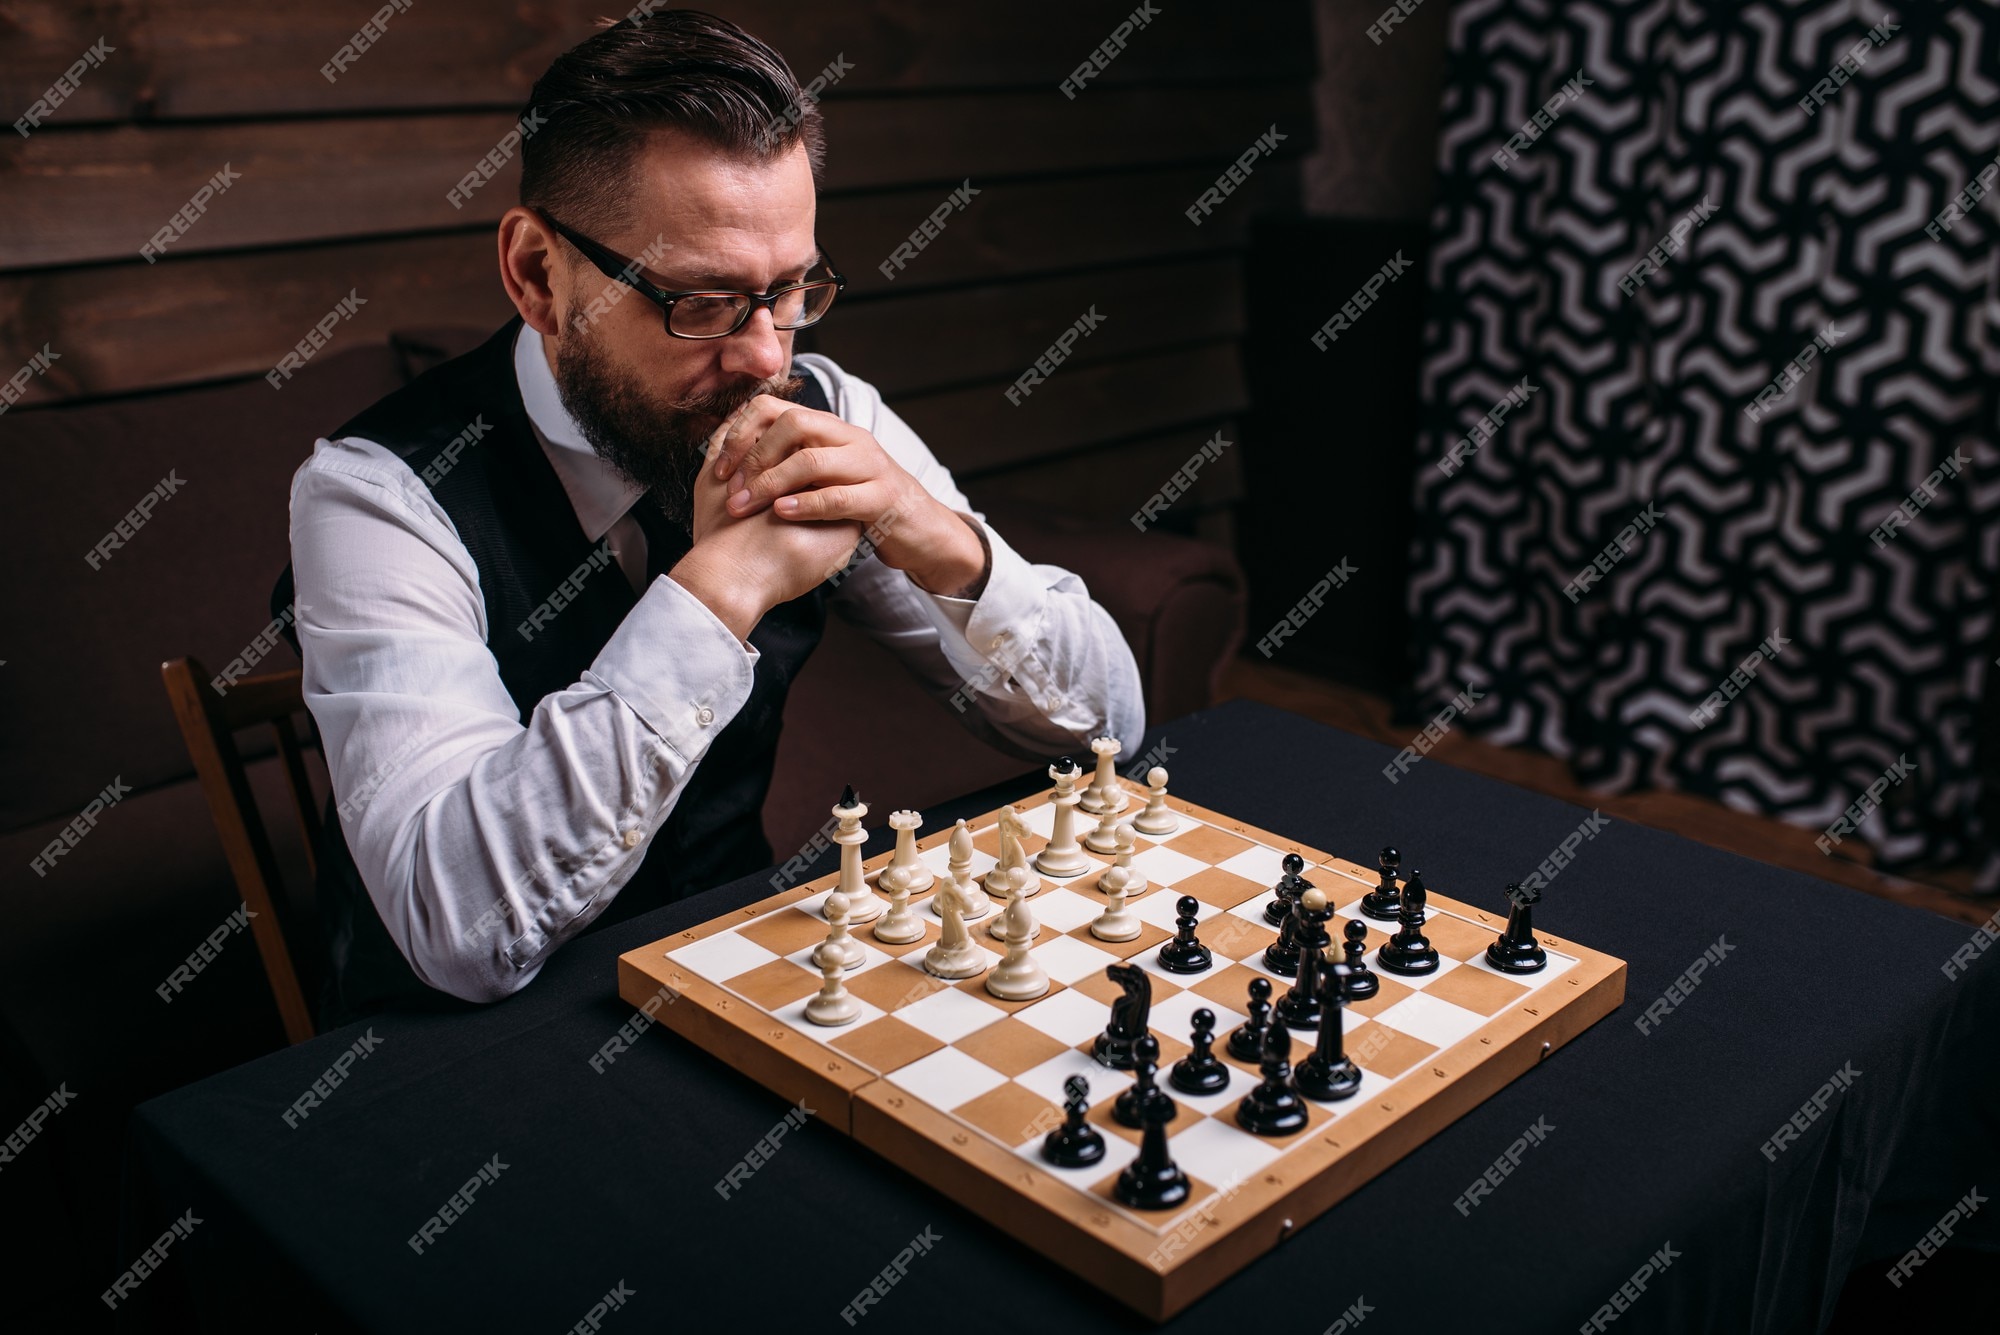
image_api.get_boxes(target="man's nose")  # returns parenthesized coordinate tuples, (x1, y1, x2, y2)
(717, 306, 787, 381)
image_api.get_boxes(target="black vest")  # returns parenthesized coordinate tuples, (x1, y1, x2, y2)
(274, 317, 833, 1025)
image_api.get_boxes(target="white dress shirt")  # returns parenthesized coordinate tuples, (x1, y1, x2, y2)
(289, 322, 1145, 1003)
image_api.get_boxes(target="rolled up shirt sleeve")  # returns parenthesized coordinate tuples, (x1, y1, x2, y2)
(291, 437, 754, 1003)
(798, 354, 1147, 760)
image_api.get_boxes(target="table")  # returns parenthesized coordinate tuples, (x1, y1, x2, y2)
(126, 699, 2000, 1333)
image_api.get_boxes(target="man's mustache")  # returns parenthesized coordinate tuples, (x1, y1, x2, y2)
(668, 372, 805, 421)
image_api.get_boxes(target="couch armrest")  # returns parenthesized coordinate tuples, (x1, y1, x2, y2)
(975, 498, 1247, 725)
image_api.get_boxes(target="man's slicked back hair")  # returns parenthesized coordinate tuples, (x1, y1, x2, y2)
(519, 7, 825, 240)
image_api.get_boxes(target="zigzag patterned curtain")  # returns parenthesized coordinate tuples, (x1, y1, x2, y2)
(1407, 0, 2000, 879)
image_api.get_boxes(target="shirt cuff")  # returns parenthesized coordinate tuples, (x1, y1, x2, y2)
(586, 573, 758, 761)
(914, 511, 1046, 680)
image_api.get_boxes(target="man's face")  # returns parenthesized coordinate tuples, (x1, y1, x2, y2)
(547, 130, 820, 527)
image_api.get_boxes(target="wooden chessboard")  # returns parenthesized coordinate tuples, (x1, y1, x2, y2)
(617, 777, 1627, 1321)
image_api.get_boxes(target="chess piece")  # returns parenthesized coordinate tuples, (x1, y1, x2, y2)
(1485, 883, 1548, 973)
(872, 868, 925, 944)
(1262, 876, 1309, 977)
(832, 786, 885, 923)
(1113, 1037, 1191, 1210)
(1359, 845, 1403, 921)
(1094, 823, 1148, 898)
(1131, 765, 1177, 836)
(1114, 1031, 1170, 1127)
(1235, 1023, 1309, 1136)
(922, 843, 987, 979)
(1157, 895, 1213, 974)
(1093, 962, 1153, 1069)
(988, 862, 1042, 940)
(1035, 756, 1092, 877)
(804, 895, 861, 1026)
(1090, 860, 1143, 942)
(1263, 851, 1309, 926)
(1083, 802, 1123, 855)
(1275, 888, 1332, 1030)
(1079, 735, 1129, 816)
(1169, 1008, 1231, 1095)
(1228, 976, 1274, 1061)
(984, 805, 1042, 899)
(1041, 1074, 1106, 1168)
(812, 888, 866, 971)
(880, 809, 934, 895)
(935, 819, 994, 923)
(1339, 918, 1379, 1000)
(1377, 871, 1440, 976)
(1292, 960, 1363, 1102)
(985, 881, 1050, 1001)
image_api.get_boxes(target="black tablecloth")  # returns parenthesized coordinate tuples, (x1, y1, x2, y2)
(127, 700, 2000, 1333)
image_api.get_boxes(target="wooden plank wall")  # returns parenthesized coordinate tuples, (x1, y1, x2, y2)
(0, 0, 1316, 539)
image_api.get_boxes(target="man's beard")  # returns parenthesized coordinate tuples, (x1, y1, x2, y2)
(551, 317, 803, 530)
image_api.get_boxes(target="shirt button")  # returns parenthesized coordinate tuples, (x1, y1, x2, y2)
(622, 827, 644, 849)
(989, 630, 1011, 650)
(695, 706, 715, 726)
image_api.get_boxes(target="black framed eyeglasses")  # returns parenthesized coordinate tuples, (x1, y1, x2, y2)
(539, 209, 844, 339)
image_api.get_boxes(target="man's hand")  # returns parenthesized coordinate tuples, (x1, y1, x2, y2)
(668, 411, 866, 642)
(707, 394, 988, 600)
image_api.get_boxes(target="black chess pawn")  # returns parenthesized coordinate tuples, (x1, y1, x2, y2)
(1042, 1073, 1107, 1167)
(1114, 1032, 1172, 1127)
(1157, 894, 1213, 973)
(1485, 882, 1548, 974)
(1359, 845, 1403, 920)
(1275, 888, 1333, 1030)
(1235, 1022, 1309, 1136)
(1377, 870, 1441, 976)
(1293, 961, 1364, 1102)
(1227, 976, 1273, 1061)
(1169, 1008, 1231, 1095)
(1263, 852, 1308, 926)
(1339, 918, 1379, 1000)
(1113, 1037, 1191, 1210)
(1261, 879, 1308, 977)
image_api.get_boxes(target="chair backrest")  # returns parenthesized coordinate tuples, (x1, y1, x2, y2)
(160, 656, 323, 1044)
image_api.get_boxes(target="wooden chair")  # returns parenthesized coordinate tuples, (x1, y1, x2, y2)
(161, 656, 324, 1044)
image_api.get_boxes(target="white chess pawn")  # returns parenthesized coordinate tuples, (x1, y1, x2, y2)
(805, 899, 861, 1027)
(1082, 801, 1123, 855)
(1095, 823, 1148, 899)
(988, 863, 1042, 941)
(985, 882, 1050, 1001)
(1090, 873, 1142, 942)
(812, 889, 866, 971)
(1035, 757, 1092, 877)
(920, 823, 984, 979)
(832, 788, 886, 922)
(1132, 765, 1178, 836)
(873, 861, 925, 945)
(983, 805, 1042, 898)
(882, 809, 934, 895)
(934, 819, 994, 922)
(1079, 735, 1128, 815)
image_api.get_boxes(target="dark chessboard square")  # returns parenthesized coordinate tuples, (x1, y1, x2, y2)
(1345, 1020, 1438, 1079)
(1202, 916, 1277, 962)
(738, 908, 831, 957)
(1345, 974, 1416, 1018)
(1165, 824, 1255, 865)
(1426, 913, 1501, 960)
(1188, 962, 1271, 1013)
(955, 1082, 1061, 1148)
(830, 1016, 945, 1074)
(1175, 866, 1268, 911)
(724, 958, 823, 1009)
(866, 917, 943, 959)
(955, 1017, 1073, 1077)
(1087, 1166, 1225, 1219)
(1424, 964, 1530, 1016)
(846, 960, 952, 1011)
